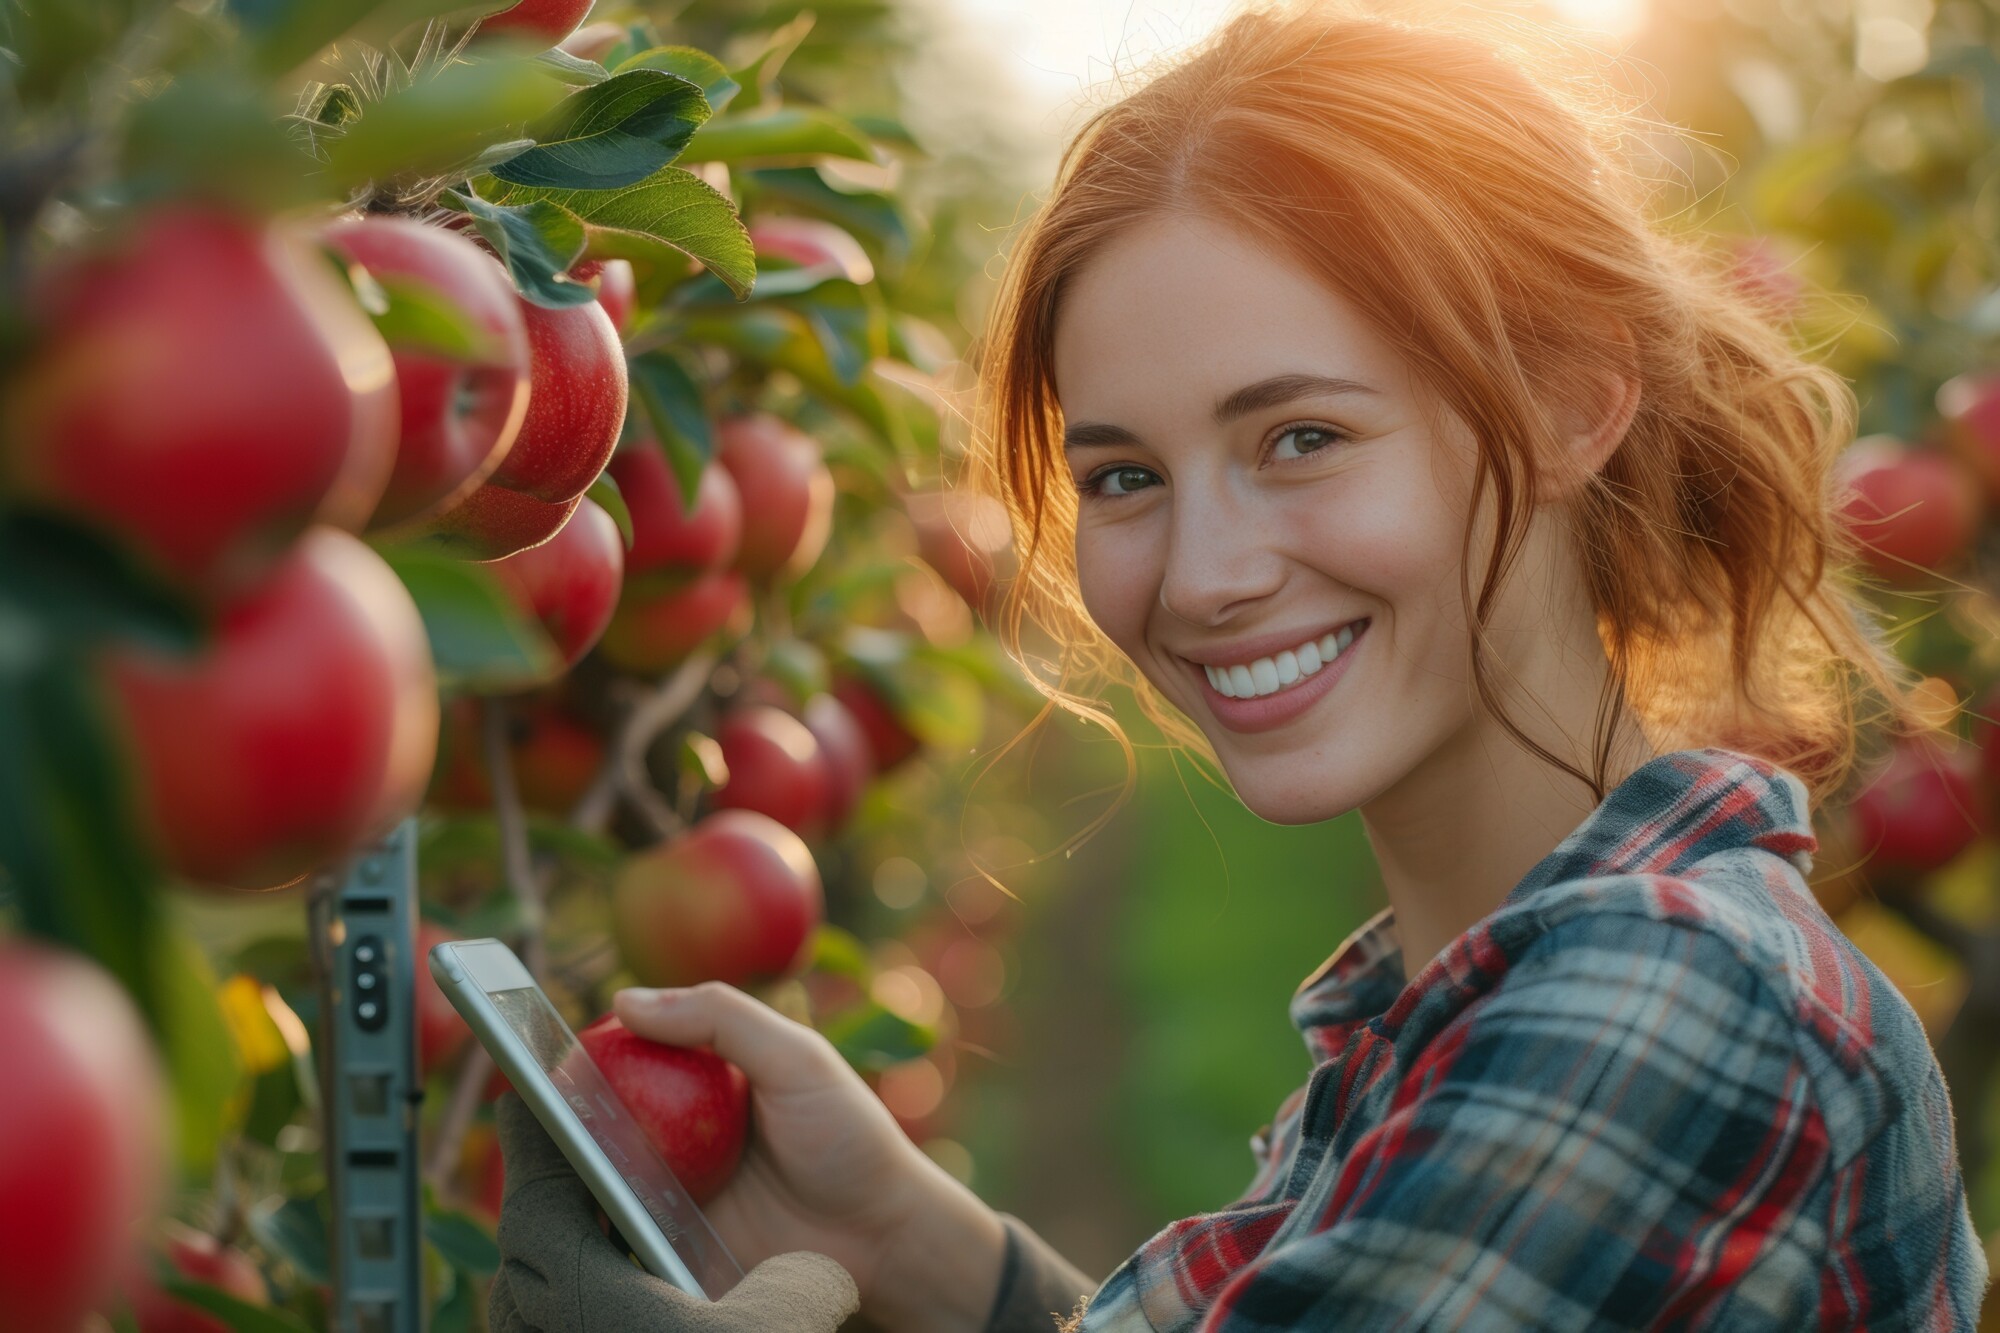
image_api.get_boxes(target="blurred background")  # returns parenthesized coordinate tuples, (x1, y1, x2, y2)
(3, 0, 1998, 1326)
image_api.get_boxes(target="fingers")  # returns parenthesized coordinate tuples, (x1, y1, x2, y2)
(613, 981, 844, 1096)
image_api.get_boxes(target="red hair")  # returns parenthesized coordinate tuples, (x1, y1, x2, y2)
(964, 0, 1932, 829)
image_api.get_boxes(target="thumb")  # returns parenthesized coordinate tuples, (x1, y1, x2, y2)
(612, 981, 844, 1096)
(717, 1250, 860, 1323)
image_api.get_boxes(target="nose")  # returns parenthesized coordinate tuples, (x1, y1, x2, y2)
(1155, 477, 1287, 627)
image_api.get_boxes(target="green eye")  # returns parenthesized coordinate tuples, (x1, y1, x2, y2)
(1271, 426, 1341, 461)
(1084, 465, 1159, 498)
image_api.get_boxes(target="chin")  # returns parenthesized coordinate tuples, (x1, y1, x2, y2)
(1224, 769, 1358, 826)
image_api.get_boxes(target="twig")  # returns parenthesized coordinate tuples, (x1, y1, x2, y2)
(483, 696, 546, 980)
(570, 651, 716, 837)
(424, 1042, 494, 1195)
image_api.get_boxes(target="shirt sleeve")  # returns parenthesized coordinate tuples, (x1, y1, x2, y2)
(1198, 909, 1836, 1331)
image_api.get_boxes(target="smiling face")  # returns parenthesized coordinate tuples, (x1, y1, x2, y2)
(1053, 211, 1535, 825)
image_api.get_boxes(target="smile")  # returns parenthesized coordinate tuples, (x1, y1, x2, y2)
(1201, 619, 1368, 699)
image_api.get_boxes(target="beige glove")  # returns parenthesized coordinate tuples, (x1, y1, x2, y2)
(486, 1093, 861, 1332)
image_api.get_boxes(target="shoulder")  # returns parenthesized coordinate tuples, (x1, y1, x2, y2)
(1488, 869, 1902, 1169)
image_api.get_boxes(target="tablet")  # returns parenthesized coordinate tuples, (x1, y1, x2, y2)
(427, 938, 745, 1300)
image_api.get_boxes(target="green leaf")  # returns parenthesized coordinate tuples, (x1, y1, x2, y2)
(483, 167, 754, 298)
(677, 308, 898, 445)
(613, 46, 740, 114)
(8, 0, 168, 104)
(442, 190, 596, 309)
(587, 472, 635, 549)
(680, 108, 878, 167)
(792, 279, 888, 386)
(426, 1208, 501, 1274)
(326, 57, 569, 189)
(534, 47, 611, 85)
(492, 69, 712, 191)
(360, 272, 509, 361)
(727, 11, 814, 115)
(379, 547, 562, 692)
(0, 511, 203, 663)
(821, 1000, 934, 1073)
(158, 929, 245, 1175)
(626, 350, 713, 511)
(158, 1277, 310, 1333)
(808, 924, 873, 981)
(249, 1196, 329, 1287)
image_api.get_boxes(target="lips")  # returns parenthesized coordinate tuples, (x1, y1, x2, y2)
(1184, 618, 1368, 735)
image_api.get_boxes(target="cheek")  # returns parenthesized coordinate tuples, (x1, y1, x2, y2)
(1073, 525, 1153, 651)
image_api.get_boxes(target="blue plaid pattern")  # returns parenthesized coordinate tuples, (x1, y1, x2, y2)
(1060, 748, 1988, 1331)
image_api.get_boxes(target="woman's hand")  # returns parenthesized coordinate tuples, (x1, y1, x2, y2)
(613, 982, 1008, 1333)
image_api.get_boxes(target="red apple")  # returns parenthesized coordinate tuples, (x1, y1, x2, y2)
(322, 216, 532, 529)
(714, 414, 835, 582)
(905, 488, 1014, 613)
(476, 0, 594, 47)
(405, 483, 581, 562)
(801, 692, 872, 833)
(599, 568, 750, 675)
(1939, 371, 2000, 509)
(1850, 736, 1985, 879)
(488, 495, 623, 671)
(831, 675, 920, 772)
(126, 1220, 266, 1333)
(711, 704, 830, 838)
(572, 258, 637, 335)
(416, 923, 473, 1077)
(1835, 436, 1981, 584)
(426, 697, 604, 817)
(610, 445, 743, 575)
(577, 1015, 749, 1204)
(106, 527, 440, 891)
(612, 809, 823, 989)
(0, 942, 167, 1333)
(2, 206, 397, 593)
(747, 217, 874, 286)
(404, 297, 626, 560)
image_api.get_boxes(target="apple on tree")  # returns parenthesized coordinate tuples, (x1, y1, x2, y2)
(746, 217, 875, 286)
(599, 567, 752, 675)
(124, 1220, 267, 1333)
(0, 942, 167, 1333)
(322, 215, 532, 530)
(487, 494, 624, 672)
(572, 258, 637, 336)
(402, 296, 627, 560)
(475, 0, 595, 47)
(428, 695, 606, 817)
(577, 1015, 750, 1204)
(714, 414, 835, 582)
(1849, 735, 1987, 882)
(801, 692, 873, 834)
(2, 206, 397, 593)
(106, 527, 439, 891)
(1834, 435, 1982, 585)
(610, 441, 743, 575)
(710, 704, 832, 838)
(613, 809, 824, 990)
(831, 674, 921, 773)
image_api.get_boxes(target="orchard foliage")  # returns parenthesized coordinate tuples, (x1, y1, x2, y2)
(0, 0, 1032, 1327)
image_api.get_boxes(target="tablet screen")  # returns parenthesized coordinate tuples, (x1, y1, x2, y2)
(488, 983, 745, 1299)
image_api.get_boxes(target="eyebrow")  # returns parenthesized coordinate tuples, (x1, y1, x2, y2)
(1061, 373, 1379, 450)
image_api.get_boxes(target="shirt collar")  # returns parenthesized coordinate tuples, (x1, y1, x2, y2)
(1287, 747, 1815, 1061)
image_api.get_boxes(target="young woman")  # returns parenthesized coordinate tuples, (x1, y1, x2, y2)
(484, 4, 1990, 1329)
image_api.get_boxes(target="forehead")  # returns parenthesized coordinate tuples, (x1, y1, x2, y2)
(1049, 212, 1405, 417)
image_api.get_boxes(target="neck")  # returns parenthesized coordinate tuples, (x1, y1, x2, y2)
(1359, 548, 1655, 984)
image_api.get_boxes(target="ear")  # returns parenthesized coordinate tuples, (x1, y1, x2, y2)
(1540, 323, 1641, 503)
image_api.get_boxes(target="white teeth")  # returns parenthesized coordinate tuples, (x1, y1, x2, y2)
(1198, 620, 1367, 701)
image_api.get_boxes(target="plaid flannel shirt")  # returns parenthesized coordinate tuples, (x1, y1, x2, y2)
(1033, 747, 1988, 1331)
